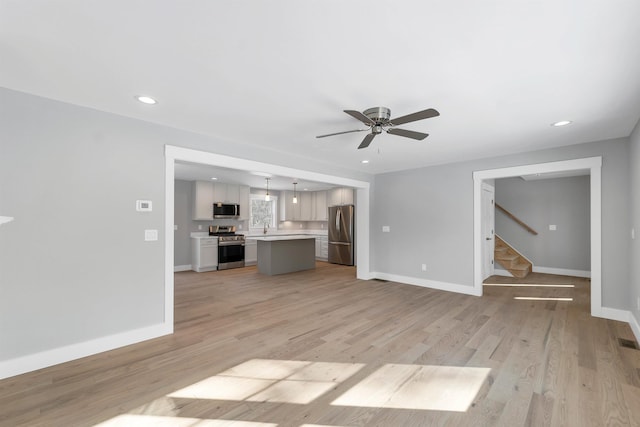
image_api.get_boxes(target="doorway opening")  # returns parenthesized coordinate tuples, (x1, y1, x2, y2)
(473, 156, 603, 317)
(164, 145, 371, 329)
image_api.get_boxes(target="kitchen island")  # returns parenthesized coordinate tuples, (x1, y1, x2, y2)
(251, 235, 316, 275)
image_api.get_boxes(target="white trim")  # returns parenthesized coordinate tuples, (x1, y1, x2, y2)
(174, 265, 192, 272)
(0, 323, 171, 380)
(372, 272, 481, 296)
(164, 144, 372, 298)
(481, 182, 495, 279)
(599, 307, 630, 323)
(473, 156, 603, 318)
(165, 158, 175, 330)
(531, 266, 591, 278)
(629, 312, 640, 345)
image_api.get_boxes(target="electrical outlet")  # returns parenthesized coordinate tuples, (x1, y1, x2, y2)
(549, 225, 557, 231)
(144, 229, 158, 241)
(632, 228, 636, 240)
(382, 226, 390, 232)
(174, 225, 178, 231)
(421, 264, 427, 272)
(198, 225, 202, 230)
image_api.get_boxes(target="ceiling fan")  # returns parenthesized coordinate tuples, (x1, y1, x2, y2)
(316, 106, 440, 149)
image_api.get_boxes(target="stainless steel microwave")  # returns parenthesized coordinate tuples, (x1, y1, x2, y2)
(213, 203, 240, 219)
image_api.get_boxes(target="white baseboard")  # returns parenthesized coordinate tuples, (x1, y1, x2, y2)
(371, 272, 480, 296)
(532, 266, 591, 278)
(596, 307, 631, 322)
(174, 265, 192, 272)
(629, 312, 640, 344)
(0, 322, 172, 380)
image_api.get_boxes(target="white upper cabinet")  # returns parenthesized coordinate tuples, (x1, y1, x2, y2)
(280, 191, 316, 221)
(238, 185, 250, 220)
(279, 190, 301, 221)
(192, 180, 215, 220)
(213, 183, 240, 204)
(313, 191, 328, 221)
(299, 192, 313, 221)
(192, 181, 249, 221)
(328, 187, 354, 206)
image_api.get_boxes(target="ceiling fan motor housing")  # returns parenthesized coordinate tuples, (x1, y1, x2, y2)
(364, 107, 391, 124)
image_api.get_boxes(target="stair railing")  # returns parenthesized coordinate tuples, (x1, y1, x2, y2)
(495, 203, 538, 235)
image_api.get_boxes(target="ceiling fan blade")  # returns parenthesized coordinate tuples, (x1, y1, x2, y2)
(389, 108, 440, 126)
(358, 133, 376, 149)
(344, 110, 375, 126)
(316, 129, 368, 138)
(387, 128, 429, 140)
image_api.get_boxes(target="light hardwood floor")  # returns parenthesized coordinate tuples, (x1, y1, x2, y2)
(1, 264, 639, 426)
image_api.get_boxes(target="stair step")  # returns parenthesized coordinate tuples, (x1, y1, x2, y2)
(495, 253, 518, 262)
(510, 263, 531, 271)
(494, 235, 532, 278)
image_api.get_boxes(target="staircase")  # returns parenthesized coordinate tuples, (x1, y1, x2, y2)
(494, 235, 532, 278)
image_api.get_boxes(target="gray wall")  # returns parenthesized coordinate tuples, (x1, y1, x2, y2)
(495, 176, 590, 271)
(0, 88, 371, 362)
(372, 137, 630, 310)
(629, 119, 640, 326)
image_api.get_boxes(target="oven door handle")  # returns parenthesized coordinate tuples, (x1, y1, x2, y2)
(218, 241, 245, 247)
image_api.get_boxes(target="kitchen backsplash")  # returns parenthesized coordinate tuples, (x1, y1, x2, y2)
(279, 221, 327, 230)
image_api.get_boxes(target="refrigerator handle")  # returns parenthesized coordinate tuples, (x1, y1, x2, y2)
(336, 209, 341, 233)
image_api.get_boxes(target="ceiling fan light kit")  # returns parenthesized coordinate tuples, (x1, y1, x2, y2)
(317, 106, 440, 149)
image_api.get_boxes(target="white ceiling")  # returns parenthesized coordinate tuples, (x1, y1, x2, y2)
(2, 1, 640, 175)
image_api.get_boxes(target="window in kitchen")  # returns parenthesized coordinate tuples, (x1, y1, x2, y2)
(250, 194, 277, 232)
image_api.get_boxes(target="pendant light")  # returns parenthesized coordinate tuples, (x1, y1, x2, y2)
(292, 181, 298, 204)
(265, 178, 271, 201)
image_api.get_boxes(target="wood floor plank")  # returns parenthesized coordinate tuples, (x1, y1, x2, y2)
(0, 266, 638, 426)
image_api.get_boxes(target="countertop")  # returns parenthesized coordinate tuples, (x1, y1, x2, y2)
(190, 232, 218, 239)
(249, 235, 318, 242)
(190, 231, 328, 239)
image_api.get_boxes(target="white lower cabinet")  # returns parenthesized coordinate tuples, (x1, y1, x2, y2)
(315, 236, 328, 261)
(191, 237, 218, 272)
(245, 239, 257, 265)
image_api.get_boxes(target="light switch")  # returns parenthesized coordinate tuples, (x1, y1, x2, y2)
(549, 225, 557, 231)
(145, 229, 158, 241)
(174, 225, 178, 231)
(382, 226, 390, 232)
(136, 200, 152, 212)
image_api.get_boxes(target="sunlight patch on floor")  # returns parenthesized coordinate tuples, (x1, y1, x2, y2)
(94, 414, 278, 426)
(331, 364, 490, 412)
(513, 297, 573, 301)
(98, 359, 491, 426)
(169, 359, 365, 404)
(484, 283, 574, 288)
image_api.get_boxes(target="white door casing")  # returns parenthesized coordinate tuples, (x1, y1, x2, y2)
(481, 183, 495, 280)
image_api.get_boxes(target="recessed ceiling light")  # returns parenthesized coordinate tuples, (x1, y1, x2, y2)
(210, 177, 218, 180)
(551, 120, 572, 127)
(361, 160, 370, 164)
(136, 95, 157, 105)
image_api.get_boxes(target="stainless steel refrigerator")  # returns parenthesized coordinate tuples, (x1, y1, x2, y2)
(328, 204, 354, 266)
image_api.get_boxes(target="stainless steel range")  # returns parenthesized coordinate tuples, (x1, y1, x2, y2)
(209, 225, 245, 270)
